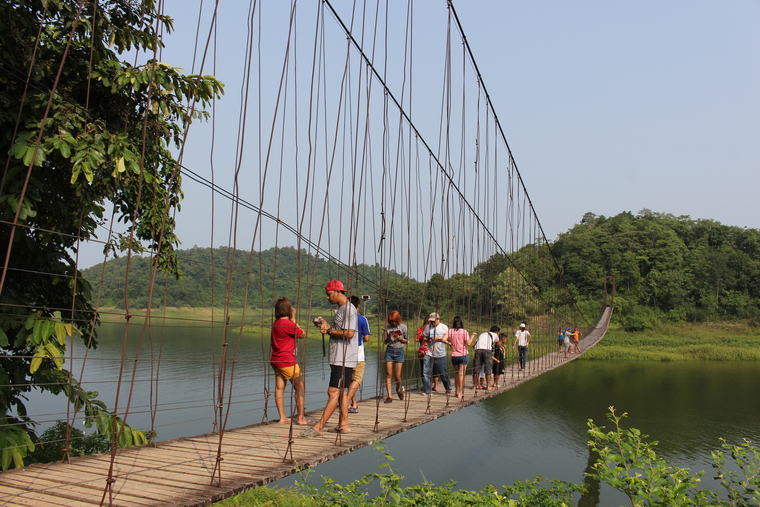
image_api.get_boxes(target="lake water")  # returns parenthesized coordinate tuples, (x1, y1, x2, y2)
(272, 360, 760, 506)
(25, 322, 760, 506)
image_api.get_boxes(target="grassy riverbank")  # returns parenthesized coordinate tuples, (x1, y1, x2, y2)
(582, 321, 760, 361)
(96, 306, 254, 324)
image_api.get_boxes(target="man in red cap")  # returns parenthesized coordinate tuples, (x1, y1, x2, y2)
(301, 280, 358, 437)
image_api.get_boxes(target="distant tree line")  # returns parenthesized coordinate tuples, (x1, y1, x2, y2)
(82, 246, 403, 311)
(83, 211, 760, 331)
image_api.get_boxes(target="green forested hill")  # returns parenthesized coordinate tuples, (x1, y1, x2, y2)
(553, 210, 760, 328)
(82, 211, 760, 329)
(82, 246, 399, 310)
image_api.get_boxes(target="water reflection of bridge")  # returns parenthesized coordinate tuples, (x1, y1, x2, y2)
(0, 309, 611, 506)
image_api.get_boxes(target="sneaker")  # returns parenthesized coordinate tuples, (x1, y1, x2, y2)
(420, 391, 430, 396)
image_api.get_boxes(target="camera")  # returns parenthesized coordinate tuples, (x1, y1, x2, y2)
(313, 317, 322, 325)
(361, 294, 370, 301)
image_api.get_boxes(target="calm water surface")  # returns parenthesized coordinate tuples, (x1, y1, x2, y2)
(273, 360, 760, 506)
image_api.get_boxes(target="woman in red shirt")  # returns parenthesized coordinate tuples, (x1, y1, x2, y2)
(270, 297, 312, 425)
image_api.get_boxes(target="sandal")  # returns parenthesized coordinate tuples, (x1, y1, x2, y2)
(384, 397, 393, 404)
(348, 407, 358, 414)
(300, 427, 321, 438)
(397, 387, 405, 401)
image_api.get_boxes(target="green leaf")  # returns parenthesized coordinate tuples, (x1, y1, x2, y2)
(22, 144, 45, 167)
(45, 342, 65, 369)
(119, 427, 132, 447)
(59, 142, 71, 158)
(54, 322, 67, 345)
(0, 328, 8, 347)
(96, 415, 110, 435)
(1, 447, 11, 471)
(40, 319, 55, 343)
(30, 347, 45, 373)
(133, 429, 147, 446)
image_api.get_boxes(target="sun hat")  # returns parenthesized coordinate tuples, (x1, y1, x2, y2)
(519, 323, 526, 327)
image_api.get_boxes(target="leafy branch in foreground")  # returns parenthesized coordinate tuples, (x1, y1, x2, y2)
(0, 0, 223, 469)
(588, 407, 760, 507)
(711, 438, 760, 507)
(292, 440, 582, 507)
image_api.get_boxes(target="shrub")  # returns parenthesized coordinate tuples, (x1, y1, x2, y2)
(26, 421, 110, 465)
(588, 407, 760, 507)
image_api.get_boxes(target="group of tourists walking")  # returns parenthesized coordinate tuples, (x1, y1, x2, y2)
(557, 326, 582, 357)
(268, 279, 582, 437)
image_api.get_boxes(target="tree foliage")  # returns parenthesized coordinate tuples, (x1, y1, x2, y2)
(553, 210, 760, 328)
(0, 0, 223, 469)
(82, 245, 407, 310)
(588, 407, 760, 507)
(25, 420, 109, 466)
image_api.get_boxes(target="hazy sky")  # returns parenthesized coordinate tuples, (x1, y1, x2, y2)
(81, 0, 759, 268)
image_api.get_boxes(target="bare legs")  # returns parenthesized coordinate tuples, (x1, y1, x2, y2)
(385, 361, 394, 402)
(385, 361, 403, 402)
(454, 364, 466, 398)
(274, 373, 308, 425)
(312, 386, 350, 434)
(472, 371, 492, 390)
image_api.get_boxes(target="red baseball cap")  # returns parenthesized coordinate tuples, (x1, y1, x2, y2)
(325, 280, 345, 292)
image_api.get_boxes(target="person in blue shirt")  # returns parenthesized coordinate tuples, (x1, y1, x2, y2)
(348, 295, 371, 413)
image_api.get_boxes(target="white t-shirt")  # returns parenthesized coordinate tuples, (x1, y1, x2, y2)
(423, 323, 449, 358)
(474, 332, 498, 351)
(514, 329, 531, 347)
(329, 302, 359, 367)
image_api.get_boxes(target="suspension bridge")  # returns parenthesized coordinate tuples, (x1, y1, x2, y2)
(0, 308, 612, 506)
(2, 0, 616, 505)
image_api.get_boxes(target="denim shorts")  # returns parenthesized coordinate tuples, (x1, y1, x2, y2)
(384, 346, 405, 363)
(451, 355, 469, 366)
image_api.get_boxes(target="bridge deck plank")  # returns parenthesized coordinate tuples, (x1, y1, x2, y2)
(1, 310, 611, 507)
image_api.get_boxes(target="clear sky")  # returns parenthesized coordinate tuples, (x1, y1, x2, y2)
(81, 0, 759, 269)
(451, 0, 760, 235)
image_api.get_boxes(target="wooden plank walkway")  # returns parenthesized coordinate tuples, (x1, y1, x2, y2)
(0, 309, 612, 506)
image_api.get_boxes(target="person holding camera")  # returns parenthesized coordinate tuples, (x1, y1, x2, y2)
(301, 280, 358, 437)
